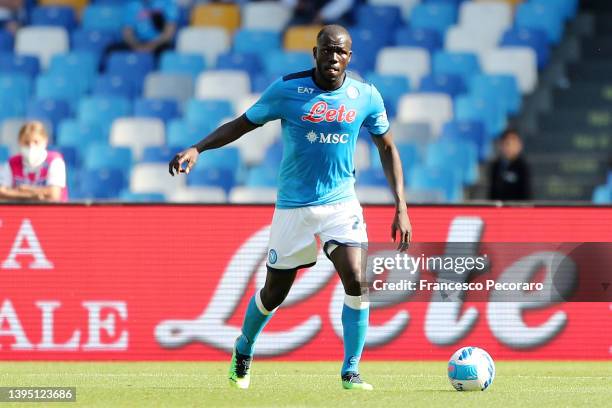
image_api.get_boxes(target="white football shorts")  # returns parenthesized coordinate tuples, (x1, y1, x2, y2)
(266, 199, 368, 270)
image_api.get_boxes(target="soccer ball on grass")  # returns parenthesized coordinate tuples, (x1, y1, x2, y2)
(447, 346, 495, 391)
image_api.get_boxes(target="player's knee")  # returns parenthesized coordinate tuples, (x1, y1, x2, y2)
(341, 267, 364, 296)
(260, 284, 291, 311)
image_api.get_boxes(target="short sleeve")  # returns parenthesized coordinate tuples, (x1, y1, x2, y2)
(0, 162, 12, 187)
(46, 158, 66, 188)
(363, 84, 390, 136)
(245, 79, 284, 126)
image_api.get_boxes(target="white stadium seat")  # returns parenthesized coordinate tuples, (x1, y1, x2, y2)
(445, 26, 499, 60)
(376, 47, 430, 88)
(242, 1, 293, 31)
(390, 121, 434, 145)
(110, 117, 165, 160)
(354, 140, 370, 171)
(168, 187, 227, 203)
(195, 70, 251, 102)
(229, 186, 277, 203)
(176, 27, 229, 66)
(130, 163, 185, 195)
(396, 93, 453, 136)
(482, 47, 537, 93)
(232, 123, 280, 165)
(459, 1, 512, 37)
(15, 26, 68, 68)
(356, 187, 394, 204)
(144, 72, 194, 105)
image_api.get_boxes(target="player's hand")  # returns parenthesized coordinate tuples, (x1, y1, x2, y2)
(169, 147, 199, 176)
(391, 205, 412, 252)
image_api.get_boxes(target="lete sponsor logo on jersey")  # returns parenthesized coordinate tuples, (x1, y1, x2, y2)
(302, 101, 357, 123)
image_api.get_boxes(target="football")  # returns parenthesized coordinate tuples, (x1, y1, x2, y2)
(448, 346, 495, 391)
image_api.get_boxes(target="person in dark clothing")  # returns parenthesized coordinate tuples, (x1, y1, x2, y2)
(489, 129, 531, 201)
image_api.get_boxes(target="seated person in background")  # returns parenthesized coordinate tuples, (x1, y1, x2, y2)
(283, 0, 355, 26)
(104, 0, 178, 63)
(0, 121, 68, 202)
(488, 128, 531, 201)
(0, 0, 24, 33)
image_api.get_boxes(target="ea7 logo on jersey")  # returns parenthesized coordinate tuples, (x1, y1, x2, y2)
(306, 131, 349, 144)
(298, 86, 314, 94)
(302, 101, 357, 123)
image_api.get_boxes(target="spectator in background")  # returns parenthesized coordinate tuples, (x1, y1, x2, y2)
(488, 128, 531, 201)
(0, 0, 24, 33)
(0, 121, 68, 202)
(283, 0, 355, 26)
(103, 0, 178, 64)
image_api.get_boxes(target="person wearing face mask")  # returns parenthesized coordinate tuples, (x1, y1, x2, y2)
(0, 121, 68, 202)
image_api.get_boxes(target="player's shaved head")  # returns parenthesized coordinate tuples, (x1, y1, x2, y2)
(313, 25, 352, 90)
(317, 25, 352, 49)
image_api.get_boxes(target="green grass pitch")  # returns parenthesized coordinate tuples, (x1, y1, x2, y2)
(0, 361, 610, 407)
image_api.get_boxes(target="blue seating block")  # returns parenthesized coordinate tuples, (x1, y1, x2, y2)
(134, 98, 179, 123)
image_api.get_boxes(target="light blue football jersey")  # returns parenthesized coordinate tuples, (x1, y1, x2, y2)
(245, 69, 390, 209)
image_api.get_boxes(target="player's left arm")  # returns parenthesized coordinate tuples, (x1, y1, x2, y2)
(372, 131, 412, 250)
(16, 185, 61, 201)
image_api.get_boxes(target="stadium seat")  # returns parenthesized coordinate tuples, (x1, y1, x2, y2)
(0, 119, 52, 154)
(458, 1, 512, 40)
(455, 95, 505, 139)
(531, 0, 578, 21)
(441, 120, 488, 161)
(425, 140, 479, 185)
(78, 96, 132, 132)
(433, 51, 480, 83)
(134, 99, 179, 124)
(251, 72, 278, 93)
(405, 186, 446, 203)
(57, 120, 106, 152)
(376, 47, 430, 88)
(77, 168, 127, 199)
(356, 5, 402, 38)
(368, 0, 419, 23)
(168, 187, 227, 203)
(143, 73, 194, 105)
(365, 73, 410, 119)
(470, 74, 521, 115)
(230, 114, 280, 165)
(216, 52, 262, 79)
(481, 47, 537, 93)
(355, 186, 394, 204)
(371, 141, 419, 171)
(233, 29, 281, 55)
(592, 185, 611, 204)
(0, 73, 30, 109)
(410, 3, 457, 35)
(195, 147, 242, 174)
(229, 186, 277, 203)
(241, 1, 292, 31)
(397, 93, 453, 136)
(419, 73, 466, 98)
(187, 167, 236, 192)
(92, 74, 135, 98)
(107, 52, 154, 79)
(195, 70, 250, 103)
(176, 27, 230, 66)
(160, 52, 206, 79)
(166, 119, 211, 148)
(0, 144, 10, 162)
(84, 143, 132, 172)
(35, 74, 84, 109)
(15, 26, 68, 68)
(444, 26, 498, 60)
(49, 52, 97, 93)
(38, 0, 88, 13)
(245, 164, 279, 187)
(408, 164, 462, 202)
(0, 54, 39, 78)
(390, 122, 434, 146)
(191, 3, 240, 34)
(185, 99, 233, 128)
(141, 145, 181, 163)
(0, 31, 13, 52)
(394, 27, 442, 53)
(26, 99, 70, 133)
(110, 117, 165, 160)
(350, 27, 390, 73)
(515, 2, 563, 44)
(130, 163, 185, 195)
(500, 27, 550, 69)
(82, 5, 123, 34)
(31, 6, 76, 29)
(263, 50, 313, 78)
(119, 191, 166, 202)
(71, 29, 116, 57)
(357, 168, 387, 187)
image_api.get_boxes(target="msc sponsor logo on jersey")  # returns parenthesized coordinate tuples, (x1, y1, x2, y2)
(302, 101, 357, 123)
(306, 130, 350, 144)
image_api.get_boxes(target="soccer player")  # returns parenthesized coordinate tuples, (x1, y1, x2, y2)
(169, 25, 411, 391)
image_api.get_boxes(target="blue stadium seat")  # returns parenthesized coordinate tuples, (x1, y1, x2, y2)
(77, 168, 127, 199)
(48, 52, 98, 93)
(92, 74, 135, 98)
(455, 95, 505, 139)
(0, 74, 31, 114)
(216, 52, 262, 79)
(433, 51, 480, 83)
(350, 27, 390, 73)
(0, 94, 25, 122)
(35, 74, 83, 109)
(419, 73, 466, 97)
(198, 147, 242, 172)
(0, 31, 13, 52)
(26, 99, 70, 133)
(372, 142, 419, 171)
(245, 164, 279, 187)
(78, 96, 131, 132)
(592, 185, 611, 204)
(83, 143, 132, 172)
(264, 51, 312, 78)
(107, 51, 154, 77)
(515, 2, 563, 44)
(82, 5, 123, 34)
(185, 99, 233, 127)
(251, 72, 278, 93)
(365, 73, 410, 119)
(470, 74, 521, 115)
(0, 54, 39, 78)
(357, 168, 387, 186)
(440, 120, 488, 161)
(31, 6, 76, 30)
(408, 164, 462, 202)
(500, 27, 550, 69)
(166, 119, 210, 147)
(410, 3, 457, 36)
(57, 120, 107, 152)
(119, 191, 166, 202)
(141, 145, 181, 163)
(394, 27, 442, 53)
(160, 52, 206, 79)
(134, 99, 179, 123)
(0, 144, 10, 162)
(233, 29, 281, 55)
(531, 0, 577, 21)
(355, 5, 402, 44)
(425, 140, 478, 185)
(187, 167, 236, 192)
(71, 29, 117, 56)
(51, 145, 79, 169)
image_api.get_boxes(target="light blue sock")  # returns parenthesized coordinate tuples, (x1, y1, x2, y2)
(236, 290, 275, 357)
(341, 295, 369, 375)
